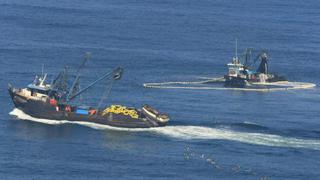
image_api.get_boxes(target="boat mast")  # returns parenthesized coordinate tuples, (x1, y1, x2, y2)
(39, 74, 47, 86)
(66, 53, 90, 102)
(42, 64, 44, 78)
(235, 38, 238, 61)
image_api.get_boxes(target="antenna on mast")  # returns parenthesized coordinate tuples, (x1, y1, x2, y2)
(235, 38, 238, 60)
(42, 64, 45, 77)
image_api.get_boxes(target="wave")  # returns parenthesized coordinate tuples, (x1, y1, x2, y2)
(9, 108, 320, 151)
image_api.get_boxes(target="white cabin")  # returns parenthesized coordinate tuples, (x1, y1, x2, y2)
(227, 57, 244, 77)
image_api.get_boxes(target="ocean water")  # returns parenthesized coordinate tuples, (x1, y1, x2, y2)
(1, 0, 320, 179)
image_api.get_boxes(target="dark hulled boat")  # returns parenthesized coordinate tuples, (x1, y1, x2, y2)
(8, 55, 169, 128)
(224, 45, 286, 88)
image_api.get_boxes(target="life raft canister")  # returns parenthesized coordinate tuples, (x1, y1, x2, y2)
(89, 109, 97, 115)
(50, 99, 57, 106)
(65, 106, 71, 112)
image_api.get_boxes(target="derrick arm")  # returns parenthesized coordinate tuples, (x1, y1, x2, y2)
(67, 67, 123, 102)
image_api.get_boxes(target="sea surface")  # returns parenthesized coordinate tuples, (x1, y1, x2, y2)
(1, 0, 320, 179)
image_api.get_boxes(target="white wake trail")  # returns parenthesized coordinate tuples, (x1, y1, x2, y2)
(9, 108, 320, 151)
(154, 126, 320, 150)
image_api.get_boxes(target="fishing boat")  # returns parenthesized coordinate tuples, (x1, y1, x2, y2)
(224, 41, 286, 88)
(143, 40, 315, 91)
(8, 54, 169, 128)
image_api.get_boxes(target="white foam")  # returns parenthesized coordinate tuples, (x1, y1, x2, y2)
(9, 108, 320, 150)
(143, 80, 316, 92)
(154, 126, 320, 150)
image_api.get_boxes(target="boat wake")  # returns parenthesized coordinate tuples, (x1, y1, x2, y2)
(9, 108, 320, 151)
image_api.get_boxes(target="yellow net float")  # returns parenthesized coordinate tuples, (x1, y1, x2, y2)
(102, 105, 139, 119)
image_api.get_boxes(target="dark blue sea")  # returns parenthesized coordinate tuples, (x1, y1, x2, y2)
(1, 0, 320, 179)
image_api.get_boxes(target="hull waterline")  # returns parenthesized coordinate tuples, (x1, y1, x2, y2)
(8, 87, 167, 128)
